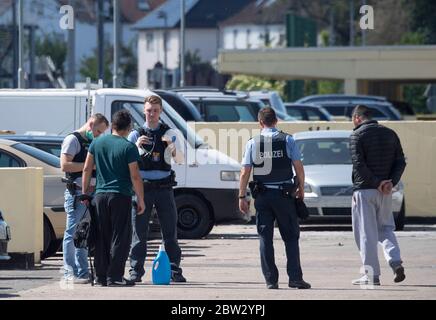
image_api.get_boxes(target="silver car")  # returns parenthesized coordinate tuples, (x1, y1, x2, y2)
(294, 130, 405, 230)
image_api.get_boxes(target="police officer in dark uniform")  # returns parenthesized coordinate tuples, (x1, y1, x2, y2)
(60, 113, 109, 283)
(239, 107, 311, 289)
(127, 95, 186, 283)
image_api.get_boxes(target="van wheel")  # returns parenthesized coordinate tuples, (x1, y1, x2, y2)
(175, 194, 213, 239)
(41, 216, 59, 259)
(394, 200, 406, 231)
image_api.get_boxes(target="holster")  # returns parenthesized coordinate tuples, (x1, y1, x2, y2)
(280, 183, 298, 199)
(248, 181, 266, 199)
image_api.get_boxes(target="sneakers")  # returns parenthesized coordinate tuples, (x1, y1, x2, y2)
(352, 274, 380, 286)
(266, 283, 279, 289)
(393, 265, 406, 283)
(93, 278, 107, 287)
(107, 278, 136, 287)
(73, 277, 90, 284)
(171, 272, 187, 283)
(125, 275, 143, 283)
(288, 279, 311, 289)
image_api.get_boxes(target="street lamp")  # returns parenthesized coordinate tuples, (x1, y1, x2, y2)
(157, 10, 168, 88)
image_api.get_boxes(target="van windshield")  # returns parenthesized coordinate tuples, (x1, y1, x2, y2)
(126, 101, 205, 149)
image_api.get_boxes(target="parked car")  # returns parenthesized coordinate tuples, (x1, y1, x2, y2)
(153, 89, 203, 122)
(293, 130, 405, 230)
(296, 94, 402, 121)
(248, 90, 288, 115)
(173, 87, 295, 122)
(0, 135, 64, 157)
(0, 138, 64, 258)
(284, 103, 332, 121)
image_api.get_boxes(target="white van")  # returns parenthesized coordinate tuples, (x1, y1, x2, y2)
(0, 88, 252, 239)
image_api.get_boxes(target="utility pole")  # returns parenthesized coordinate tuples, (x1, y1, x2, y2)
(28, 26, 36, 88)
(67, 0, 76, 88)
(361, 0, 367, 46)
(18, 0, 24, 88)
(97, 0, 104, 82)
(12, 0, 18, 88)
(158, 10, 168, 88)
(180, 0, 185, 87)
(112, 0, 119, 88)
(349, 0, 355, 46)
(329, 4, 335, 46)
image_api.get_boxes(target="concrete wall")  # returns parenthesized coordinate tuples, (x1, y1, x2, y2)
(0, 168, 44, 263)
(189, 121, 436, 217)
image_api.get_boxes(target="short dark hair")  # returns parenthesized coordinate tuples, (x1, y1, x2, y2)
(112, 110, 132, 131)
(91, 113, 109, 127)
(258, 107, 277, 127)
(352, 105, 373, 120)
(145, 95, 162, 106)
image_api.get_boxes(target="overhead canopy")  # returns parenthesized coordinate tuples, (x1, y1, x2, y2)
(218, 45, 436, 94)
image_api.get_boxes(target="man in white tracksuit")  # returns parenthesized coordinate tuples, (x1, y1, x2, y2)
(350, 105, 407, 286)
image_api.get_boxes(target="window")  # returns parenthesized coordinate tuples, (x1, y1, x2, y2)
(32, 143, 62, 158)
(0, 150, 22, 167)
(323, 105, 347, 117)
(203, 102, 257, 122)
(11, 143, 60, 168)
(307, 109, 323, 121)
(146, 33, 154, 52)
(296, 138, 352, 165)
(138, 0, 150, 11)
(286, 108, 304, 120)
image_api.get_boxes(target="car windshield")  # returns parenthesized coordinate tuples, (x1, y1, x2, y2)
(12, 142, 61, 168)
(296, 138, 352, 165)
(129, 101, 205, 148)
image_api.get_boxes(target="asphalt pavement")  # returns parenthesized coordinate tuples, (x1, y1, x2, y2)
(1, 223, 436, 300)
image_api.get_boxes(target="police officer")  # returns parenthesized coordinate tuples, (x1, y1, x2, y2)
(60, 113, 109, 283)
(239, 107, 310, 290)
(127, 95, 186, 283)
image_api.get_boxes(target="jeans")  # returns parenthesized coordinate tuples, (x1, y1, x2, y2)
(62, 189, 89, 279)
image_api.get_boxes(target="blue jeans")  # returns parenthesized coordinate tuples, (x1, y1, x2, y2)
(63, 189, 89, 279)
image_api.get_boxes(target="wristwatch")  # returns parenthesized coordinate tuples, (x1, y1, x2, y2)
(238, 195, 247, 199)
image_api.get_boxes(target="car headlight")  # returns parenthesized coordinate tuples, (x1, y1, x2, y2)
(304, 183, 312, 193)
(220, 171, 240, 181)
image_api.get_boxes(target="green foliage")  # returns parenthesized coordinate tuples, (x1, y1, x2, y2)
(318, 80, 343, 94)
(408, 0, 436, 44)
(402, 84, 428, 114)
(399, 32, 426, 45)
(79, 43, 137, 87)
(226, 75, 286, 97)
(35, 34, 67, 75)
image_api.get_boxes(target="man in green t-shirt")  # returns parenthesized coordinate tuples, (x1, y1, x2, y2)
(82, 110, 145, 287)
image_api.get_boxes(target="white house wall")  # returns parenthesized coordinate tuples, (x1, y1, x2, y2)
(138, 28, 218, 89)
(221, 24, 285, 49)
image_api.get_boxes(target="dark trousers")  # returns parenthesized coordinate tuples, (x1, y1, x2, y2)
(254, 189, 303, 284)
(129, 186, 182, 278)
(94, 193, 132, 283)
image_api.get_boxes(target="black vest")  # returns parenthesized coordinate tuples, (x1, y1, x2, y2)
(65, 132, 94, 181)
(137, 123, 172, 172)
(252, 132, 294, 184)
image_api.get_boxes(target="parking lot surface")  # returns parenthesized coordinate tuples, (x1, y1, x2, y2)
(1, 223, 436, 300)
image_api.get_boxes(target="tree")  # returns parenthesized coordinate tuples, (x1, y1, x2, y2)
(226, 75, 286, 98)
(35, 34, 67, 76)
(407, 0, 436, 44)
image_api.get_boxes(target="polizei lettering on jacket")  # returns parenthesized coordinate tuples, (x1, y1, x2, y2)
(259, 149, 284, 159)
